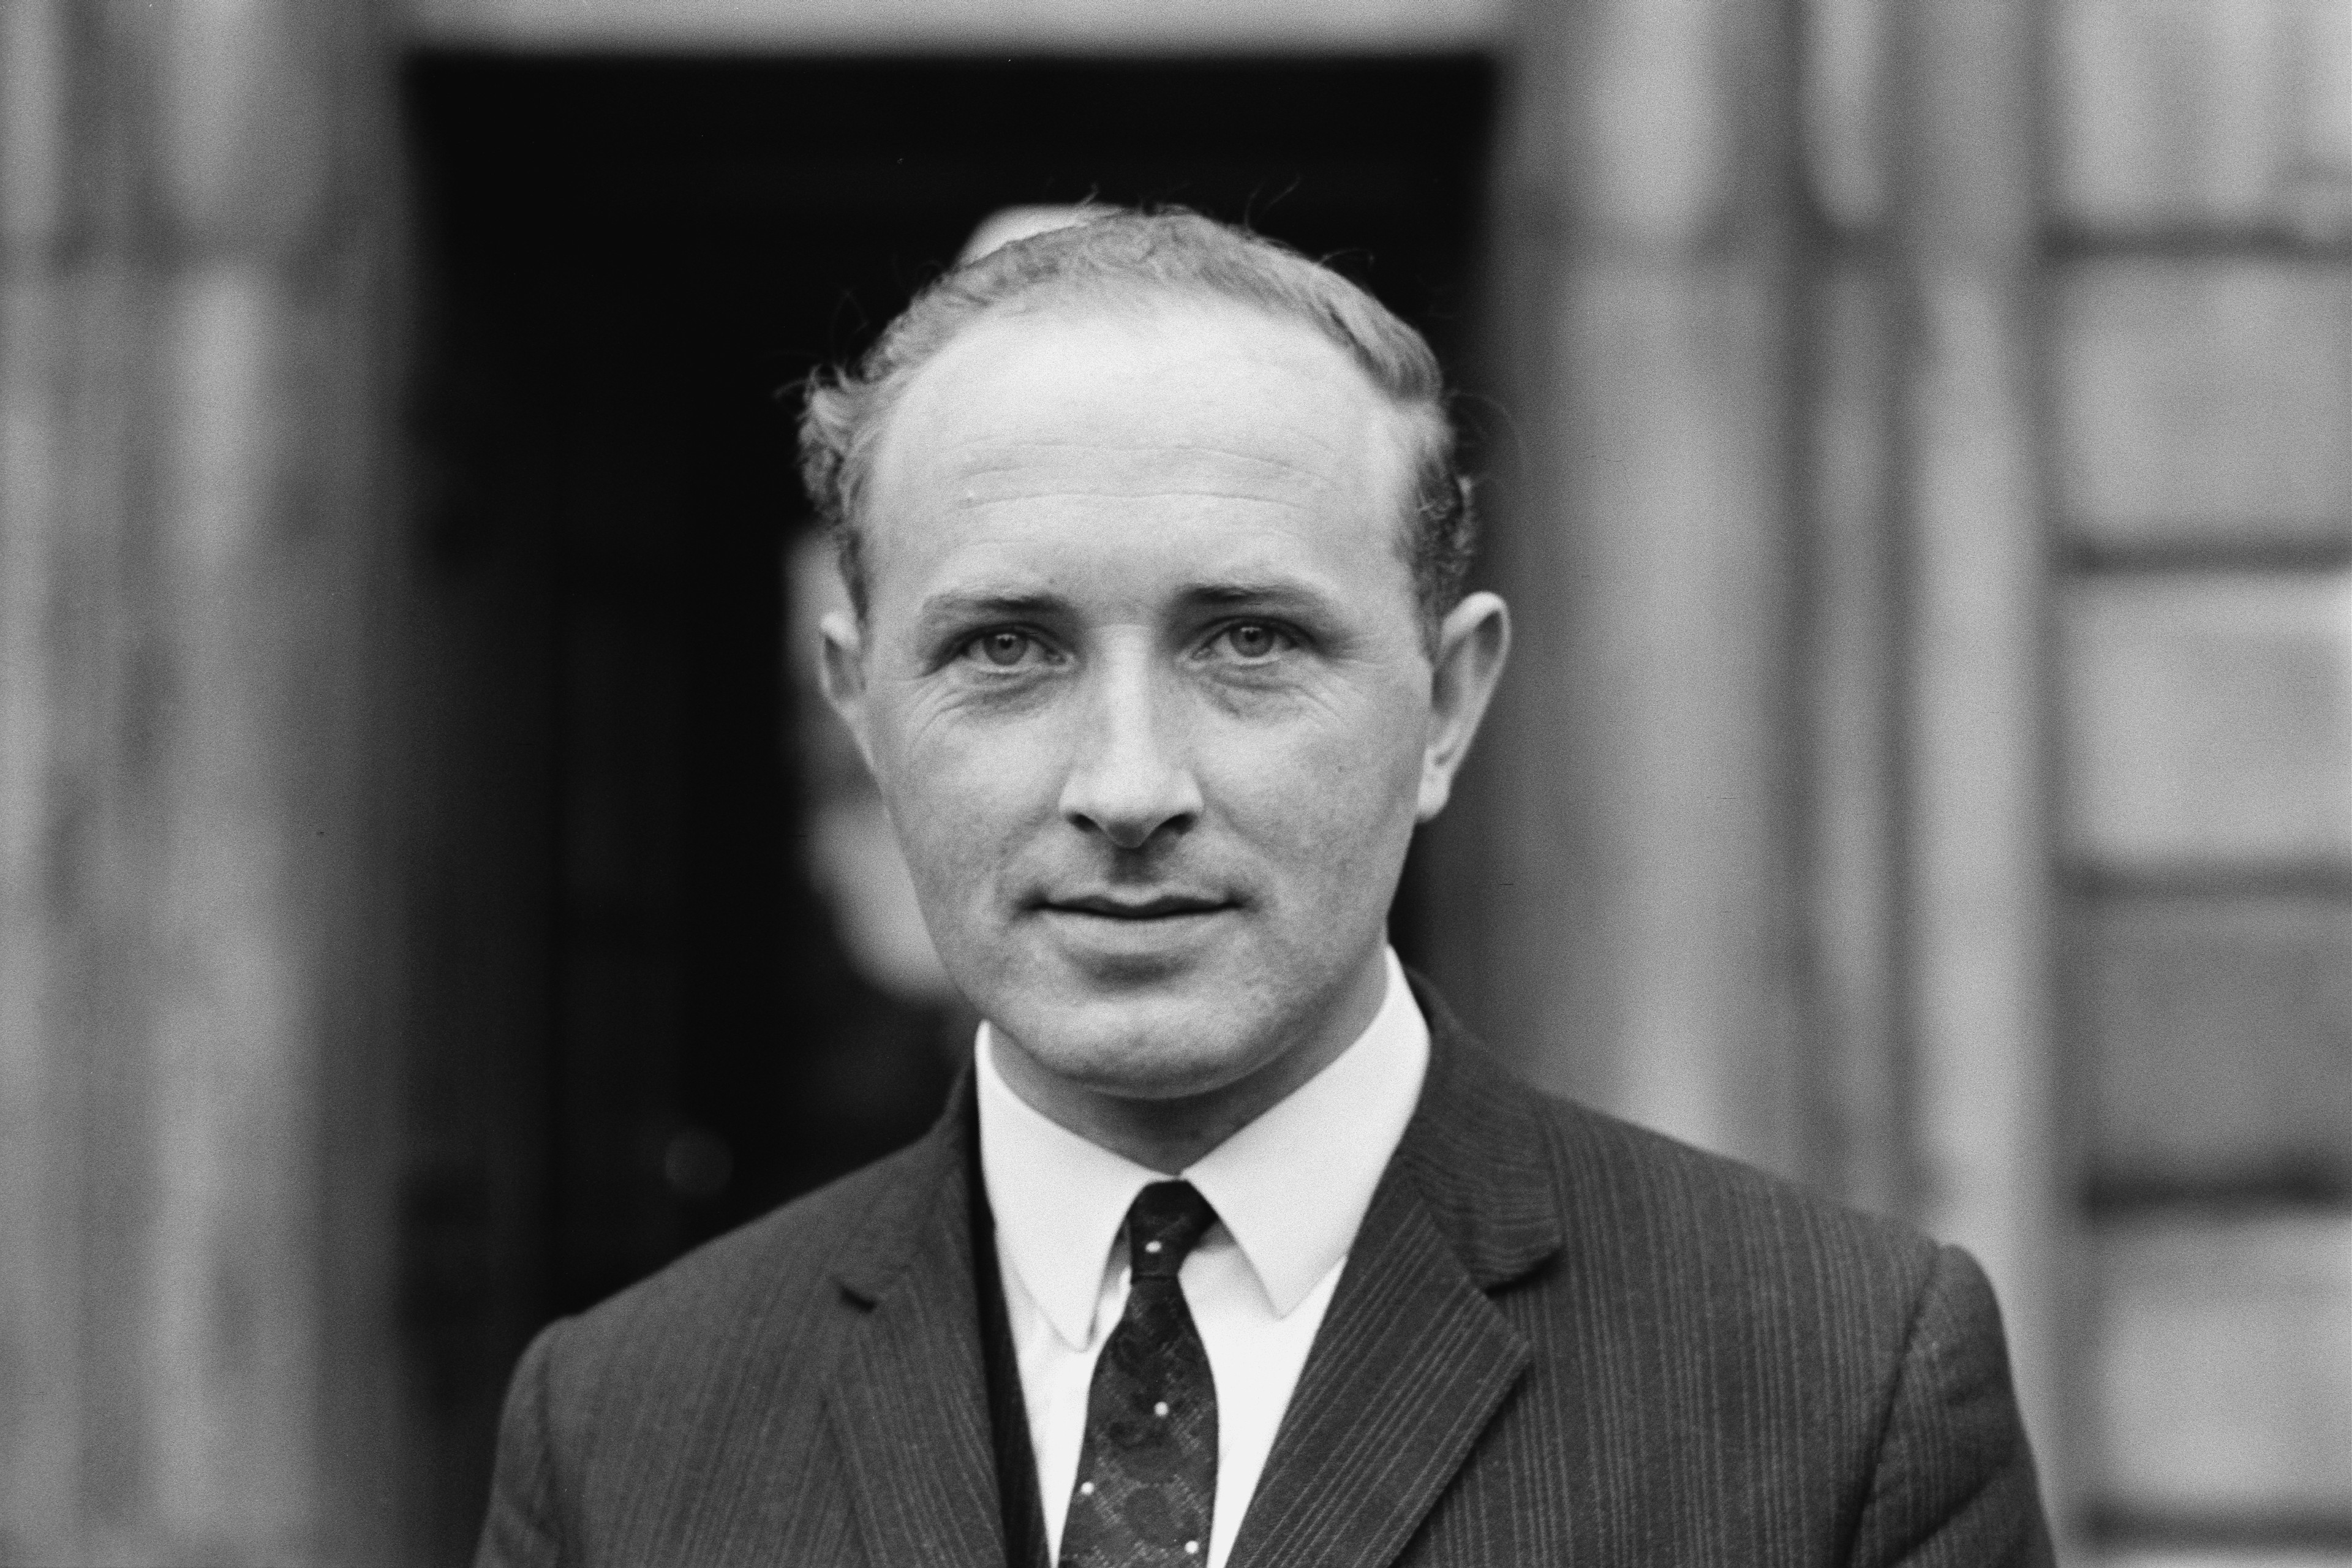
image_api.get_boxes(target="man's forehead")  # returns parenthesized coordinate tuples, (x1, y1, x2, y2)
(872, 299, 1403, 505)
(930, 442, 1340, 509)
(899, 296, 1385, 434)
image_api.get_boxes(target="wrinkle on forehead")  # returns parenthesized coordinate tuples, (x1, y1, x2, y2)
(890, 418, 1396, 531)
(959, 493, 1321, 515)
(946, 437, 1348, 461)
(946, 440, 1344, 481)
(912, 508, 1346, 600)
(939, 447, 1343, 511)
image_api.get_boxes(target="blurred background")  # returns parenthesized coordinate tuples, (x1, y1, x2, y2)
(3, 0, 2350, 1561)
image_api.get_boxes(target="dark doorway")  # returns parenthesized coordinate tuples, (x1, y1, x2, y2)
(397, 51, 1493, 1558)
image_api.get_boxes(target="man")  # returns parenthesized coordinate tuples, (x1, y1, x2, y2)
(477, 210, 2053, 1566)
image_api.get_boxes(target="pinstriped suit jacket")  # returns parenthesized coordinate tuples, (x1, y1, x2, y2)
(477, 984, 2054, 1567)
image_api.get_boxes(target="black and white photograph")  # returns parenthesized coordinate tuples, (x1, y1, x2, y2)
(2, 1, 2349, 1563)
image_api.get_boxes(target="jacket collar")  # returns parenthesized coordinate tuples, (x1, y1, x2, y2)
(824, 1078, 1006, 1566)
(1221, 978, 1560, 1568)
(824, 975, 1562, 1568)
(1388, 975, 1563, 1289)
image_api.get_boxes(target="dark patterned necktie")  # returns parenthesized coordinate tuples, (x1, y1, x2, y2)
(1058, 1180, 1220, 1568)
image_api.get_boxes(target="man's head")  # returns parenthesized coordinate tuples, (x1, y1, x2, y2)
(805, 211, 1509, 1167)
(802, 211, 1477, 652)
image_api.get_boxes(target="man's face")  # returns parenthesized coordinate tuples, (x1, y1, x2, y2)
(824, 298, 1466, 1109)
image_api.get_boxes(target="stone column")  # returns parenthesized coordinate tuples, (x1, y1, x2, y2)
(1434, 0, 1810, 1180)
(1890, 0, 2065, 1510)
(0, 1, 402, 1558)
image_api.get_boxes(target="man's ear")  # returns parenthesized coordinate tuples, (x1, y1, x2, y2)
(1417, 591, 1510, 821)
(818, 609, 878, 772)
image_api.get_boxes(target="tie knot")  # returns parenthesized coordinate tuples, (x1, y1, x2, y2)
(1125, 1180, 1216, 1280)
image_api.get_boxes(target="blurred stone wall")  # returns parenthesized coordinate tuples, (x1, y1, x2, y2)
(0, 1, 404, 1560)
(1453, 0, 2070, 1517)
(1461, 0, 2352, 1555)
(2045, 0, 2352, 1553)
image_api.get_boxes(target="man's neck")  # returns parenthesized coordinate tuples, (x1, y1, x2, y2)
(986, 952, 1393, 1174)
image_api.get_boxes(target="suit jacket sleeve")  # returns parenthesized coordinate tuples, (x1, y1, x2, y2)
(1849, 1245, 2056, 1568)
(476, 1321, 567, 1568)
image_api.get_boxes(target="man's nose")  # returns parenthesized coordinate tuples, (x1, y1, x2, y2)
(1057, 658, 1202, 851)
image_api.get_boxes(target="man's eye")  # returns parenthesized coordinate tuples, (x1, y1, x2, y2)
(965, 630, 1042, 668)
(1214, 622, 1291, 660)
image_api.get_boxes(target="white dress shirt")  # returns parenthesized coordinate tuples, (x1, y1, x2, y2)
(975, 947, 1430, 1568)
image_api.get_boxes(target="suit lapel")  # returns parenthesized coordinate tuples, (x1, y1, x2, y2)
(816, 984, 1558, 1568)
(1226, 983, 1562, 1568)
(824, 1081, 1009, 1568)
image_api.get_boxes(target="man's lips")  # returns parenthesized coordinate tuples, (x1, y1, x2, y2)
(1041, 893, 1232, 919)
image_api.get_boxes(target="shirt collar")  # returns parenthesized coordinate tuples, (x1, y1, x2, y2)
(976, 947, 1431, 1348)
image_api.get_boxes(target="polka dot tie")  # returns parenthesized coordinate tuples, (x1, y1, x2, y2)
(1058, 1180, 1220, 1568)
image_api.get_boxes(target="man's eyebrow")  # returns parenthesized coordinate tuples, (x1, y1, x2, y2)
(909, 581, 1345, 642)
(912, 588, 1068, 630)
(1180, 579, 1339, 615)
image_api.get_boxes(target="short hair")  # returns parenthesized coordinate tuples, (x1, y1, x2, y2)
(797, 209, 1476, 647)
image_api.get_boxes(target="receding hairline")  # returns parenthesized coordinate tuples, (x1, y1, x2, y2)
(799, 208, 1477, 649)
(850, 287, 1441, 606)
(870, 290, 1428, 480)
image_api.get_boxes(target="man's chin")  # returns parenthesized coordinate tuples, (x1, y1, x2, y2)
(1018, 1036, 1275, 1107)
(988, 983, 1278, 1104)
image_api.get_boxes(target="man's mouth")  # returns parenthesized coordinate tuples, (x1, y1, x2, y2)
(1043, 893, 1231, 919)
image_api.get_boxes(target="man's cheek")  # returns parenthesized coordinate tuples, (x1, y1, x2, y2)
(1237, 711, 1418, 823)
(887, 712, 1028, 816)
(891, 754, 1036, 903)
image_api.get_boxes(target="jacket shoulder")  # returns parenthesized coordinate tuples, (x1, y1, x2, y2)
(478, 1131, 960, 1561)
(1405, 978, 1942, 1317)
(1392, 1057, 2048, 1561)
(516, 1129, 951, 1488)
(1536, 1090, 1939, 1286)
(548, 1134, 936, 1376)
(478, 1136, 952, 1560)
(1506, 1089, 1975, 1478)
(1532, 1095, 2049, 1557)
